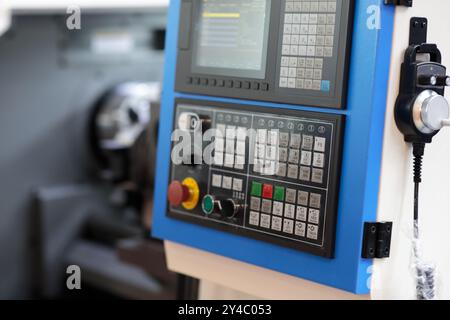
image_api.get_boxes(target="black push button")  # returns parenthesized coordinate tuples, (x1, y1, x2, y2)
(261, 83, 269, 91)
(225, 80, 233, 88)
(251, 82, 260, 90)
(217, 79, 225, 87)
(243, 81, 251, 89)
(234, 80, 242, 88)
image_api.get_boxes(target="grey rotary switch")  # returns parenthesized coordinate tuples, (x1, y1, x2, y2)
(413, 90, 450, 134)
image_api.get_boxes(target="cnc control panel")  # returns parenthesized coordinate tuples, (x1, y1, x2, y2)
(154, 0, 395, 293)
(167, 100, 343, 257)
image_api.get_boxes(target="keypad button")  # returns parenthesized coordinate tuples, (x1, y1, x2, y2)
(311, 168, 324, 184)
(302, 135, 314, 150)
(298, 191, 309, 206)
(324, 46, 333, 57)
(319, 2, 328, 12)
(236, 127, 247, 140)
(296, 206, 308, 221)
(284, 204, 296, 219)
(236, 141, 246, 156)
(284, 13, 293, 24)
(212, 174, 222, 188)
(279, 132, 289, 147)
(215, 138, 224, 152)
(327, 14, 336, 25)
(224, 153, 235, 168)
(260, 214, 271, 229)
(234, 156, 245, 170)
(328, 1, 337, 12)
(283, 219, 294, 234)
(257, 129, 267, 144)
(314, 137, 326, 152)
(288, 78, 296, 88)
(272, 216, 283, 231)
(222, 176, 232, 190)
(263, 160, 277, 176)
(318, 14, 326, 24)
(277, 163, 287, 177)
(310, 193, 322, 209)
(266, 146, 277, 160)
(308, 209, 320, 224)
(216, 124, 226, 135)
(214, 152, 224, 166)
(295, 222, 306, 237)
(285, 1, 294, 12)
(290, 134, 302, 149)
(268, 131, 279, 145)
(285, 188, 297, 204)
(249, 211, 260, 226)
(307, 224, 319, 240)
(300, 151, 312, 166)
(262, 184, 273, 199)
(278, 148, 288, 162)
(225, 139, 235, 154)
(255, 144, 265, 159)
(288, 149, 300, 164)
(232, 178, 243, 192)
(287, 164, 299, 179)
(261, 199, 273, 214)
(253, 159, 263, 174)
(273, 201, 284, 216)
(251, 182, 263, 197)
(299, 166, 311, 182)
(274, 186, 285, 202)
(250, 197, 261, 211)
(226, 126, 236, 140)
(313, 152, 325, 168)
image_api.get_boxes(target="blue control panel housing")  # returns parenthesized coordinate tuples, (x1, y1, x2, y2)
(153, 0, 394, 294)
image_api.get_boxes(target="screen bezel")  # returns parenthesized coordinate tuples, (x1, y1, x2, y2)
(190, 0, 272, 79)
(175, 0, 354, 110)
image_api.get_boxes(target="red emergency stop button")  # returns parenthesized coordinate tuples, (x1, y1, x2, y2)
(168, 181, 190, 207)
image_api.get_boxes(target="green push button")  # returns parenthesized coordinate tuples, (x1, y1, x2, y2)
(274, 186, 285, 202)
(202, 195, 215, 215)
(251, 182, 263, 197)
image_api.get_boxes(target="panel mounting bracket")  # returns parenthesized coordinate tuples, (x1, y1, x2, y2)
(409, 17, 428, 46)
(362, 222, 393, 259)
(384, 0, 413, 7)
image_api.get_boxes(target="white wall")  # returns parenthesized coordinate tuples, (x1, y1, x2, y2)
(373, 0, 450, 300)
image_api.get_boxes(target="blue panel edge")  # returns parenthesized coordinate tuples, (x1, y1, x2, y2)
(152, 0, 395, 294)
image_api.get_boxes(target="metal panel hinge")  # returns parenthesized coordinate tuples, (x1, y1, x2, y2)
(362, 222, 393, 259)
(384, 0, 413, 7)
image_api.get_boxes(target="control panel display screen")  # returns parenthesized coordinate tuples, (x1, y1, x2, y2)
(192, 0, 271, 79)
(167, 99, 344, 257)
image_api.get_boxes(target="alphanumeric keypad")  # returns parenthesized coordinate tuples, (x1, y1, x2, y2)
(279, 0, 337, 92)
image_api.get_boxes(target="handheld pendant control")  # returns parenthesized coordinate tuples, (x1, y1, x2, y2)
(395, 43, 450, 143)
(394, 22, 449, 300)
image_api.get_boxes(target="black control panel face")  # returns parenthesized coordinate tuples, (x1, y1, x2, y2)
(175, 0, 354, 109)
(167, 99, 344, 257)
